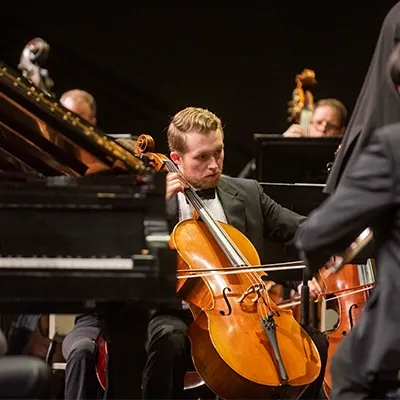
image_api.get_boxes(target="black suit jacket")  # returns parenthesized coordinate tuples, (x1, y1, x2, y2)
(162, 176, 305, 313)
(167, 175, 305, 261)
(295, 123, 400, 377)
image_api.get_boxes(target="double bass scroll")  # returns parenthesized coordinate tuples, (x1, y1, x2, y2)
(18, 37, 55, 97)
(287, 69, 317, 136)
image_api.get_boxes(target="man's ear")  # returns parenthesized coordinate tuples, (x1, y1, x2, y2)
(339, 127, 346, 137)
(170, 151, 181, 165)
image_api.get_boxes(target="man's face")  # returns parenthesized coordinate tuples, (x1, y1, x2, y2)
(309, 105, 345, 137)
(61, 97, 96, 125)
(171, 129, 224, 189)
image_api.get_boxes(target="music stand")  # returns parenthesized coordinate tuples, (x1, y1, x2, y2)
(254, 134, 342, 184)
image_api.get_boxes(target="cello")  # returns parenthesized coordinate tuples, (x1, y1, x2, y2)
(273, 263, 374, 400)
(128, 134, 321, 399)
(317, 261, 375, 399)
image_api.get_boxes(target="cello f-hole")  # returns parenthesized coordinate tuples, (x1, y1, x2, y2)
(220, 287, 232, 316)
(348, 303, 359, 329)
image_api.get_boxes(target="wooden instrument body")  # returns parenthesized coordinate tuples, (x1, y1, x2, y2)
(175, 219, 321, 399)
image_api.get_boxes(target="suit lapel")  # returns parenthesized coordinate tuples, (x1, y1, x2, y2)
(167, 178, 247, 234)
(217, 178, 246, 234)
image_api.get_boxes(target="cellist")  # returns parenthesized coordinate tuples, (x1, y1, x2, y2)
(142, 106, 328, 399)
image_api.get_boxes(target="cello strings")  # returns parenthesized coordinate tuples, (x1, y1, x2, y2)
(165, 159, 272, 315)
(177, 264, 305, 279)
(186, 179, 273, 313)
(277, 285, 374, 309)
(177, 260, 305, 274)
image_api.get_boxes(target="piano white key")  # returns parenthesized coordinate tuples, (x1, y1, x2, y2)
(0, 257, 134, 270)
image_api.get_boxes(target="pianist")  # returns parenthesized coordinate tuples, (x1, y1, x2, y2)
(58, 89, 105, 400)
(3, 88, 105, 400)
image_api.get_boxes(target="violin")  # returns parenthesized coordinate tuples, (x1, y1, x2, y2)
(125, 134, 321, 399)
(288, 69, 317, 136)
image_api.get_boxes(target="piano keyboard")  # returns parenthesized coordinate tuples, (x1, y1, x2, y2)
(0, 257, 134, 270)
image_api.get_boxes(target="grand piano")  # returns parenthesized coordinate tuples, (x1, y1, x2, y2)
(0, 44, 179, 398)
(0, 54, 176, 312)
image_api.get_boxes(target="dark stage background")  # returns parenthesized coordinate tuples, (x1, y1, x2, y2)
(2, 2, 399, 177)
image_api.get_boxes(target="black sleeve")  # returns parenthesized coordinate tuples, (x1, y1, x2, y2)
(295, 129, 394, 271)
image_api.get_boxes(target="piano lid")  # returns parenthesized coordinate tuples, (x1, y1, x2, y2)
(0, 61, 146, 177)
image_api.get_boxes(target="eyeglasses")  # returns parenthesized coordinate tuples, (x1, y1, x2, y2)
(311, 120, 341, 132)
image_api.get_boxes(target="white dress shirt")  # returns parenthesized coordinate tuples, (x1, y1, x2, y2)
(176, 191, 227, 223)
(177, 189, 227, 310)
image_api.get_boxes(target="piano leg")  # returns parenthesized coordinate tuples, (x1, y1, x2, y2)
(103, 308, 148, 399)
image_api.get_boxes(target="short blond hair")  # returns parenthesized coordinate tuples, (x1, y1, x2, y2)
(167, 107, 224, 153)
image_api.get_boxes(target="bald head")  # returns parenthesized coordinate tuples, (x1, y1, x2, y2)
(60, 89, 97, 125)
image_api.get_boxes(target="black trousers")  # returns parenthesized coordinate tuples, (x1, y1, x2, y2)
(7, 314, 41, 355)
(62, 314, 102, 400)
(62, 311, 148, 400)
(142, 310, 328, 400)
(0, 355, 51, 399)
(331, 332, 400, 400)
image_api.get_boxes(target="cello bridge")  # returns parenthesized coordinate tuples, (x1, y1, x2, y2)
(237, 283, 264, 304)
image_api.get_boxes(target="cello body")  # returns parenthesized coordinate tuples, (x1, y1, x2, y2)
(174, 219, 321, 399)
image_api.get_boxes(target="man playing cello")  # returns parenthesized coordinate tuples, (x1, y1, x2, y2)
(141, 106, 327, 399)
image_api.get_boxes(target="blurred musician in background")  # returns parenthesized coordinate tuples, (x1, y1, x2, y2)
(294, 41, 400, 399)
(283, 98, 347, 138)
(58, 89, 104, 400)
(60, 89, 132, 176)
(60, 89, 110, 175)
(8, 88, 105, 400)
(238, 98, 347, 178)
(60, 89, 97, 125)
